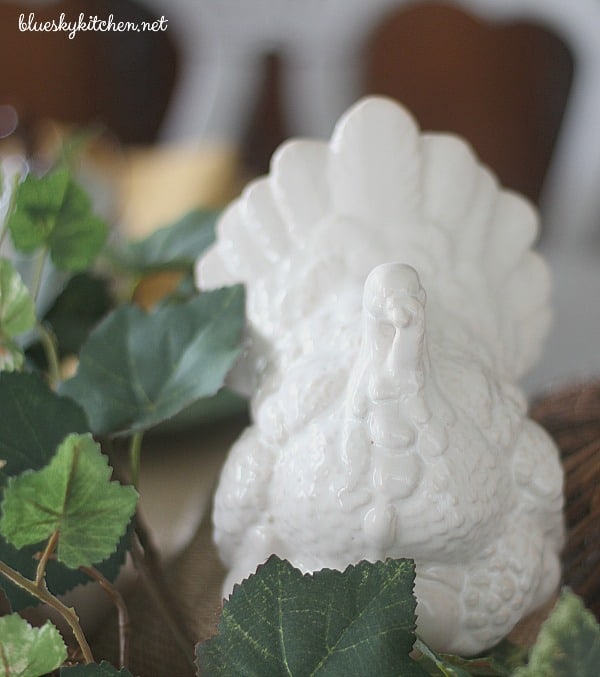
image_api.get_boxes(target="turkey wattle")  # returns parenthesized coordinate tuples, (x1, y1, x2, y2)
(195, 97, 564, 655)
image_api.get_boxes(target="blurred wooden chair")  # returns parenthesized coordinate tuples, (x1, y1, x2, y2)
(138, 0, 600, 391)
(139, 1, 599, 244)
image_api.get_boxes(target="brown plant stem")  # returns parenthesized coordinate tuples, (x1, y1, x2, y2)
(81, 565, 130, 669)
(35, 529, 59, 588)
(0, 559, 94, 663)
(0, 644, 9, 675)
(36, 322, 62, 389)
(31, 248, 48, 304)
(128, 432, 143, 490)
(131, 524, 195, 670)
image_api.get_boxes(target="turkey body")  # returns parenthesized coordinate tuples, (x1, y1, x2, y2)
(197, 98, 564, 655)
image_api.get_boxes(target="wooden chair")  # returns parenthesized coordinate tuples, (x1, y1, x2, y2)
(139, 0, 600, 391)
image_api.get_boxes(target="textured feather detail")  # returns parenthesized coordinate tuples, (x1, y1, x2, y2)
(197, 95, 550, 381)
(201, 97, 563, 656)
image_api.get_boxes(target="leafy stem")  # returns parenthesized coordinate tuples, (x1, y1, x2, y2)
(0, 171, 20, 249)
(31, 247, 48, 304)
(35, 529, 59, 588)
(36, 322, 62, 389)
(81, 564, 130, 669)
(0, 557, 94, 663)
(129, 431, 144, 490)
(0, 643, 8, 675)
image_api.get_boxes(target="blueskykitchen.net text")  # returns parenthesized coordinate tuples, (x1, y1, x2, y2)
(18, 12, 168, 40)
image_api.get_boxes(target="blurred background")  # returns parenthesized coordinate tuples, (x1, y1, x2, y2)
(0, 0, 597, 391)
(0, 0, 572, 193)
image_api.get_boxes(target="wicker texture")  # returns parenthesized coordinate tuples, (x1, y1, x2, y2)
(531, 382, 600, 619)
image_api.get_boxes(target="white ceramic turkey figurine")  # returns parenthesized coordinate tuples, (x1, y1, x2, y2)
(195, 97, 564, 655)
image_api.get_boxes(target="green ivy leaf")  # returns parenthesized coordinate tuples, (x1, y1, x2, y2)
(60, 285, 245, 435)
(25, 273, 113, 372)
(197, 556, 427, 677)
(0, 614, 67, 677)
(0, 258, 36, 338)
(0, 259, 36, 371)
(60, 661, 134, 676)
(0, 433, 137, 569)
(0, 372, 89, 484)
(7, 168, 107, 271)
(412, 639, 472, 676)
(46, 182, 107, 271)
(514, 590, 600, 676)
(0, 371, 94, 608)
(112, 208, 217, 274)
(7, 169, 70, 251)
(412, 637, 526, 676)
(43, 272, 113, 357)
(0, 373, 129, 610)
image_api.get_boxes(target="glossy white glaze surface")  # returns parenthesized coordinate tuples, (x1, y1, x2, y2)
(196, 97, 564, 655)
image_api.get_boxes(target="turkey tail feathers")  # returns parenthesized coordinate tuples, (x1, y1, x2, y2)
(196, 96, 551, 380)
